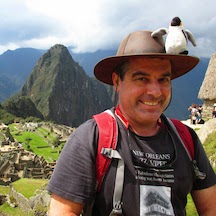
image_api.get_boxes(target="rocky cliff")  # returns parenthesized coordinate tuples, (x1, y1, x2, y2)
(6, 44, 113, 127)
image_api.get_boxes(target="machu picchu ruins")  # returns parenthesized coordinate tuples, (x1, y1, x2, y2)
(0, 122, 74, 186)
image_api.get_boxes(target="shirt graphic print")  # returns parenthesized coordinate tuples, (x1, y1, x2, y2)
(140, 185, 174, 216)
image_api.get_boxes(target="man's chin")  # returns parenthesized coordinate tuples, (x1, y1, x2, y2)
(139, 111, 162, 122)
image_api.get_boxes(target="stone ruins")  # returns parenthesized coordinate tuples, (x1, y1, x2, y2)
(0, 122, 74, 186)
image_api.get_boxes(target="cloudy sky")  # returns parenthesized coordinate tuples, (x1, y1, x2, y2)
(0, 0, 215, 58)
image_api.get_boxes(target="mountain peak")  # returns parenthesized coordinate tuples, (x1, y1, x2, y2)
(6, 44, 113, 127)
(48, 44, 70, 57)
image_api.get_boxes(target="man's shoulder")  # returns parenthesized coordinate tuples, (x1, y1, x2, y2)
(76, 118, 97, 131)
(70, 118, 97, 141)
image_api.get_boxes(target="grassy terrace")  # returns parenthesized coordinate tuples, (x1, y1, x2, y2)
(0, 185, 9, 195)
(203, 130, 216, 172)
(12, 178, 48, 199)
(0, 203, 31, 216)
(8, 123, 65, 162)
(0, 179, 48, 216)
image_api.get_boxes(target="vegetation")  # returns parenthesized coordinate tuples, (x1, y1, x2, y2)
(0, 102, 43, 125)
(203, 130, 216, 172)
(11, 178, 48, 199)
(0, 179, 48, 215)
(184, 129, 216, 215)
(3, 96, 44, 120)
(0, 203, 34, 216)
(0, 105, 16, 125)
(0, 185, 9, 195)
(186, 194, 198, 215)
(8, 123, 64, 162)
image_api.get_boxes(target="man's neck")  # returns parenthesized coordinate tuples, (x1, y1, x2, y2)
(115, 105, 161, 136)
(129, 122, 161, 137)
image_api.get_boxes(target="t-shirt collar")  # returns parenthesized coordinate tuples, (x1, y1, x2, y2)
(115, 105, 130, 129)
(115, 105, 165, 130)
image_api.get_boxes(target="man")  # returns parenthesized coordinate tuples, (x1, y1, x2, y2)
(47, 31, 216, 215)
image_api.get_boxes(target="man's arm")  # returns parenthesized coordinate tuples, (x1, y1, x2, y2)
(48, 193, 84, 216)
(191, 184, 216, 215)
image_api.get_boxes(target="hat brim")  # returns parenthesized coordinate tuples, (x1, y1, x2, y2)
(94, 54, 199, 85)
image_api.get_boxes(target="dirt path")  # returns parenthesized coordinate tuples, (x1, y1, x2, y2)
(181, 119, 204, 130)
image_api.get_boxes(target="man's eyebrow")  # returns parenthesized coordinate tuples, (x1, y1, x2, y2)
(131, 71, 149, 78)
(162, 72, 172, 77)
(131, 71, 171, 78)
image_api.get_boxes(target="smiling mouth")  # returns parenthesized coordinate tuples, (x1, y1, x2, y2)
(143, 101, 159, 106)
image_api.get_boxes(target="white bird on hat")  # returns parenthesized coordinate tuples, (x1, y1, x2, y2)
(151, 17, 197, 55)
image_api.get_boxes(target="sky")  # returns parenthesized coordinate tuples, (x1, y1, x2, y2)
(0, 0, 216, 58)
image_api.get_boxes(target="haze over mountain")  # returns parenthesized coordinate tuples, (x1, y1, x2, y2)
(0, 46, 210, 122)
(0, 48, 45, 102)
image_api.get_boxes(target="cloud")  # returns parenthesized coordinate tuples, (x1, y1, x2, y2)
(0, 0, 215, 58)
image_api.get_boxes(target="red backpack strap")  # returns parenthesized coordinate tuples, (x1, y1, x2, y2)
(93, 110, 118, 191)
(169, 118, 206, 180)
(170, 118, 194, 160)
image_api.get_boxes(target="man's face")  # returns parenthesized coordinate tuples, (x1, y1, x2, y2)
(112, 57, 172, 127)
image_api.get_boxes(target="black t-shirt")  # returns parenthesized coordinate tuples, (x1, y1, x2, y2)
(47, 112, 216, 216)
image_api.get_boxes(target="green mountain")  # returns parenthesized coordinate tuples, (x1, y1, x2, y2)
(4, 44, 113, 127)
(3, 96, 43, 120)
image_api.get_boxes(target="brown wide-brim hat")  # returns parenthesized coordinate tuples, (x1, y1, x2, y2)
(94, 30, 199, 85)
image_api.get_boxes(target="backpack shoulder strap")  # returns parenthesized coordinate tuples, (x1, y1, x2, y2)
(93, 110, 118, 191)
(168, 118, 194, 160)
(167, 117, 206, 180)
(93, 110, 124, 214)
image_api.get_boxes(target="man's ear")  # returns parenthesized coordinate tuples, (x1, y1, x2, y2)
(112, 72, 119, 92)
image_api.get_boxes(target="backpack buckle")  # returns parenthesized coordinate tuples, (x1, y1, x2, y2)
(101, 148, 113, 159)
(109, 201, 123, 216)
(192, 160, 206, 180)
(101, 148, 122, 159)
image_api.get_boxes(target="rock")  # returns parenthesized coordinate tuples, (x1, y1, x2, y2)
(196, 118, 216, 143)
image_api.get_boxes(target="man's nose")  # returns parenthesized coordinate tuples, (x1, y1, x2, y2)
(146, 81, 162, 97)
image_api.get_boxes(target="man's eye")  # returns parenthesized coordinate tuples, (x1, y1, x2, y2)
(160, 78, 170, 83)
(137, 77, 146, 81)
